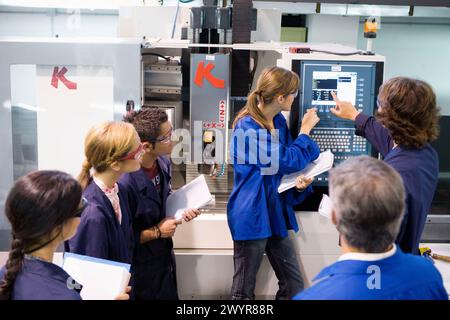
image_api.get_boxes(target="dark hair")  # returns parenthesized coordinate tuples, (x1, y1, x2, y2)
(376, 77, 440, 149)
(0, 170, 82, 300)
(123, 107, 168, 146)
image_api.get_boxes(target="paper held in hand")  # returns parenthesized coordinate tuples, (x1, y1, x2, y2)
(277, 150, 334, 193)
(166, 174, 213, 220)
(318, 194, 333, 219)
(62, 252, 131, 300)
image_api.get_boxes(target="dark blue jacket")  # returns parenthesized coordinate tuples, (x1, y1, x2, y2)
(119, 156, 178, 300)
(65, 180, 134, 264)
(227, 113, 320, 241)
(0, 257, 82, 300)
(293, 246, 448, 300)
(355, 113, 439, 254)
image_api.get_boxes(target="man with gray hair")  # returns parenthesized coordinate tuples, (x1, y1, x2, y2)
(293, 156, 447, 300)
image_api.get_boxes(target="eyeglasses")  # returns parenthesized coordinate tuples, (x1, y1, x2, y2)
(151, 128, 174, 144)
(119, 143, 145, 161)
(289, 90, 298, 98)
(74, 197, 88, 218)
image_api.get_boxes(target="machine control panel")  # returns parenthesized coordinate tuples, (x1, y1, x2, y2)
(293, 60, 380, 185)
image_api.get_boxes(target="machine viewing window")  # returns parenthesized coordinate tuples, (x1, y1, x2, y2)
(291, 60, 383, 186)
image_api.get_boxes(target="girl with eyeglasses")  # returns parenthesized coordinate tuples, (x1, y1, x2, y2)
(65, 121, 144, 265)
(120, 107, 200, 300)
(228, 66, 321, 300)
(0, 171, 128, 300)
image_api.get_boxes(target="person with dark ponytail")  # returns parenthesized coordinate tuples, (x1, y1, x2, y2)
(0, 170, 85, 300)
(228, 66, 321, 300)
(0, 170, 131, 300)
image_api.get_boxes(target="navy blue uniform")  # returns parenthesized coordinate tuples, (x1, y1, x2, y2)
(65, 181, 134, 264)
(0, 257, 82, 300)
(355, 113, 439, 254)
(120, 156, 178, 300)
(293, 246, 448, 300)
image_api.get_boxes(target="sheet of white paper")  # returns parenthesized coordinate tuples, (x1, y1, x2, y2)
(166, 174, 213, 220)
(318, 194, 333, 219)
(62, 253, 131, 300)
(278, 150, 334, 193)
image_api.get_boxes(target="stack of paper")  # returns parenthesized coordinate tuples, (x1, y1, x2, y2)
(62, 252, 131, 300)
(166, 174, 213, 220)
(278, 150, 334, 193)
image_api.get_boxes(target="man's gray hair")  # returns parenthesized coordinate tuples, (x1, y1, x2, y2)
(329, 156, 405, 253)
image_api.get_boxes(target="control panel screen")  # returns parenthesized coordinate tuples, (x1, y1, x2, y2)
(312, 71, 357, 106)
(293, 60, 380, 186)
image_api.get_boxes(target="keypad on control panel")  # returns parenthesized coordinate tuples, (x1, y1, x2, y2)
(310, 129, 367, 154)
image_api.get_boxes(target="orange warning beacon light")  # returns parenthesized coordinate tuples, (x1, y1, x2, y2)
(363, 17, 378, 55)
(364, 18, 378, 38)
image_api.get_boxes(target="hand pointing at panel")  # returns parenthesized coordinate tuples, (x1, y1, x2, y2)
(330, 91, 360, 121)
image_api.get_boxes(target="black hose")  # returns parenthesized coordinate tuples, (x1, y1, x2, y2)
(310, 49, 362, 56)
(142, 52, 171, 61)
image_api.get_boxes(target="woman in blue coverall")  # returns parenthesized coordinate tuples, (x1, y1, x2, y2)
(227, 66, 321, 300)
